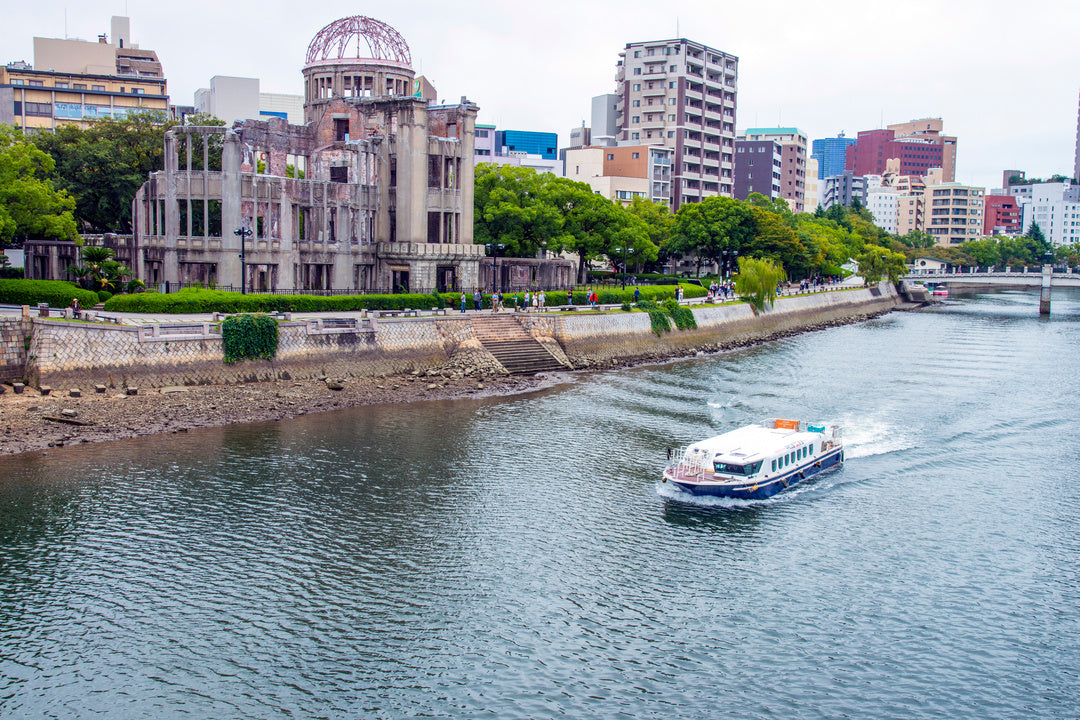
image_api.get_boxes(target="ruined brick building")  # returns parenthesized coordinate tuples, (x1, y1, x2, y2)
(131, 15, 483, 293)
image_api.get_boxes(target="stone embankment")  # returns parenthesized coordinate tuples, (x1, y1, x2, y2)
(0, 283, 902, 456)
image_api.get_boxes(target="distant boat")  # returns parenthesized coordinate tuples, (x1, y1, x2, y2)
(662, 419, 843, 499)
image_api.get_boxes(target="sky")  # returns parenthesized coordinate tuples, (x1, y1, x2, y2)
(6, 0, 1080, 192)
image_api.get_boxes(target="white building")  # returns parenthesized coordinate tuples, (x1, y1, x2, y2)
(1019, 182, 1080, 246)
(867, 186, 899, 234)
(194, 75, 304, 124)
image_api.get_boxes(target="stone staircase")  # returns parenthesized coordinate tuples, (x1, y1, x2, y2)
(470, 314, 566, 375)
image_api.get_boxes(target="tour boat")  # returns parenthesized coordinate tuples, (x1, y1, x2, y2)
(661, 418, 843, 499)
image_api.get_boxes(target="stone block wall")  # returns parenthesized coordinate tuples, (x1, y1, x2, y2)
(0, 318, 31, 382)
(26, 315, 469, 390)
(528, 285, 900, 365)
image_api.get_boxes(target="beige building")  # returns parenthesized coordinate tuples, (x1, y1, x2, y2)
(564, 144, 674, 206)
(925, 182, 985, 246)
(616, 38, 738, 208)
(804, 157, 820, 213)
(743, 127, 808, 212)
(0, 16, 168, 131)
(888, 118, 957, 183)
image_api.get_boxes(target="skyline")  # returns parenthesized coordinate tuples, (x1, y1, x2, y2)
(5, 0, 1080, 195)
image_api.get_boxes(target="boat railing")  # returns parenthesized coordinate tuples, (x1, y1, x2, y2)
(667, 445, 710, 482)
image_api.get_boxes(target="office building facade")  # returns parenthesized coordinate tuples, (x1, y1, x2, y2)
(811, 134, 856, 180)
(743, 127, 807, 212)
(0, 16, 168, 131)
(733, 139, 782, 201)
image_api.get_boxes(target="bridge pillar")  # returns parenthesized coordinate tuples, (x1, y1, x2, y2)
(1040, 264, 1052, 315)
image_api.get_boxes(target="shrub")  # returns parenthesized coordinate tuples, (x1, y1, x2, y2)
(97, 290, 113, 303)
(221, 314, 279, 364)
(0, 279, 98, 309)
(0, 267, 23, 280)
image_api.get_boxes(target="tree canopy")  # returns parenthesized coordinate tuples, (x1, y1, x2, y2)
(0, 125, 78, 246)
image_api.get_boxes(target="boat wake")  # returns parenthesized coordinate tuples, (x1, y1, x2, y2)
(841, 418, 916, 459)
(655, 478, 821, 508)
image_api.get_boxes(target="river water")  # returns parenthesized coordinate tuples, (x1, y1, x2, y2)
(1, 290, 1079, 719)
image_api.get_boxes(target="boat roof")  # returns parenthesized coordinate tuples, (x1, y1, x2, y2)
(687, 424, 825, 462)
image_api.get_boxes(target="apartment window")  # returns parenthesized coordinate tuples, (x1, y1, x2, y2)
(632, 132, 640, 140)
(607, 154, 614, 160)
(634, 51, 641, 58)
(668, 131, 675, 138)
(29, 80, 44, 87)
(475, 129, 488, 137)
(632, 152, 640, 159)
(633, 83, 641, 91)
(669, 114, 675, 121)
(55, 82, 68, 89)
(669, 81, 676, 88)
(10, 79, 24, 85)
(670, 65, 676, 72)
(669, 98, 676, 105)
(633, 68, 641, 75)
(633, 100, 640, 107)
(73, 83, 86, 90)
(92, 84, 105, 91)
(24, 102, 53, 117)
(632, 116, 639, 123)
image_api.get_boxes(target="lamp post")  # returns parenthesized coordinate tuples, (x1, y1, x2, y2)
(233, 223, 253, 295)
(620, 246, 636, 288)
(486, 242, 505, 294)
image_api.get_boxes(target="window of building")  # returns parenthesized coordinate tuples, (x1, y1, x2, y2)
(29, 80, 43, 87)
(631, 132, 640, 140)
(55, 82, 68, 89)
(669, 114, 675, 121)
(670, 65, 677, 72)
(607, 154, 614, 160)
(92, 84, 105, 91)
(633, 100, 640, 107)
(633, 68, 641, 75)
(669, 98, 676, 105)
(633, 83, 641, 91)
(632, 116, 639, 123)
(634, 50, 641, 57)
(73, 83, 86, 90)
(632, 152, 640, 159)
(668, 131, 675, 138)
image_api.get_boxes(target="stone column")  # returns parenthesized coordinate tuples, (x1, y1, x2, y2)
(220, 131, 244, 290)
(1040, 264, 1052, 315)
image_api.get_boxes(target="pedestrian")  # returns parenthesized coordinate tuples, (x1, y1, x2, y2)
(525, 290, 532, 311)
(539, 291, 546, 309)
(473, 288, 481, 311)
(566, 289, 573, 306)
(460, 291, 466, 313)
(634, 286, 641, 303)
(514, 292, 520, 311)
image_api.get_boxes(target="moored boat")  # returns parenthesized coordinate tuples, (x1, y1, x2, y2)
(661, 418, 843, 499)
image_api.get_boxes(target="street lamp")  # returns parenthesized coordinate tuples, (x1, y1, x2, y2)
(486, 243, 505, 294)
(233, 222, 253, 295)
(618, 246, 636, 288)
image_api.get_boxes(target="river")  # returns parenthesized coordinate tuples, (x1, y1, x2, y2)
(1, 289, 1078, 719)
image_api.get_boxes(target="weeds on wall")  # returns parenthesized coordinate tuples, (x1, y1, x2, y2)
(221, 314, 279, 364)
(635, 299, 698, 336)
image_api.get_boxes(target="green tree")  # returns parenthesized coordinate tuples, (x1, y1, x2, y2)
(747, 206, 809, 278)
(625, 196, 673, 270)
(897, 230, 936, 249)
(669, 196, 755, 274)
(733, 255, 786, 312)
(0, 125, 78, 245)
(474, 163, 561, 257)
(856, 245, 907, 285)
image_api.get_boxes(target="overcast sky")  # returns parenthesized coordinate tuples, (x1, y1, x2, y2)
(7, 0, 1080, 192)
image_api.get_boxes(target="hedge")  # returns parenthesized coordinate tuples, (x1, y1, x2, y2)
(0, 279, 99, 309)
(222, 314, 279, 364)
(104, 284, 707, 314)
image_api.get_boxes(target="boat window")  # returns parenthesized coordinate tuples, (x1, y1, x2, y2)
(771, 459, 776, 471)
(715, 460, 764, 476)
(809, 443, 814, 454)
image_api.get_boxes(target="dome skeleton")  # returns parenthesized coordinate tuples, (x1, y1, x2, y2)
(305, 16, 412, 66)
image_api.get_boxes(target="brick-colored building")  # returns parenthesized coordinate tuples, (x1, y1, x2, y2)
(983, 194, 1021, 236)
(845, 118, 956, 182)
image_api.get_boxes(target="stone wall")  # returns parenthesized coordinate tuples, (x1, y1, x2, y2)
(0, 317, 31, 383)
(27, 315, 471, 390)
(524, 284, 900, 366)
(22, 285, 901, 390)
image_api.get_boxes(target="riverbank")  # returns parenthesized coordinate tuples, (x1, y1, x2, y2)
(0, 302, 895, 458)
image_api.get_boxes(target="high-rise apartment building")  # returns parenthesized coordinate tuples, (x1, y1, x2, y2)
(1019, 182, 1080, 245)
(615, 38, 738, 209)
(811, 134, 856, 180)
(845, 118, 957, 182)
(743, 127, 807, 212)
(0, 16, 168, 131)
(733, 138, 781, 201)
(983, 195, 1021, 236)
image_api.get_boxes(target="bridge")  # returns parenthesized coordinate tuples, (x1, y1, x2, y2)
(910, 265, 1080, 314)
